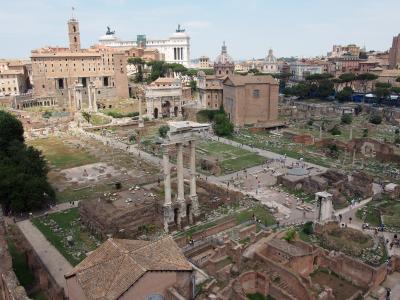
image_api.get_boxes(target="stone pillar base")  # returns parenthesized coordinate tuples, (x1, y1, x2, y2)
(163, 204, 173, 233)
(191, 195, 200, 217)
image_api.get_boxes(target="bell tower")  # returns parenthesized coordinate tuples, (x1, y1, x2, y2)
(68, 15, 81, 51)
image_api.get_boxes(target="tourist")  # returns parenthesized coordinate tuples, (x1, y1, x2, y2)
(349, 217, 352, 224)
(339, 214, 342, 222)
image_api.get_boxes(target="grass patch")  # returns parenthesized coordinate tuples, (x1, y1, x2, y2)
(247, 293, 275, 300)
(90, 114, 110, 126)
(6, 236, 35, 287)
(31, 208, 100, 266)
(233, 206, 276, 226)
(197, 140, 266, 174)
(28, 138, 97, 169)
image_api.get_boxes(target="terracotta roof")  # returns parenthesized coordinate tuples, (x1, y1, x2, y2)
(223, 75, 277, 86)
(65, 236, 192, 300)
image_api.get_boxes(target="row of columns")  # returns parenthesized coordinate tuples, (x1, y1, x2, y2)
(163, 140, 199, 233)
(67, 83, 98, 112)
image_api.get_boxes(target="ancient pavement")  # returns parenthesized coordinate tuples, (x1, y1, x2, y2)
(17, 220, 72, 295)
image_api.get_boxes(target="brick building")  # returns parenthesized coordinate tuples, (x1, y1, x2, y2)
(0, 59, 31, 97)
(223, 75, 279, 127)
(65, 237, 193, 300)
(31, 17, 130, 109)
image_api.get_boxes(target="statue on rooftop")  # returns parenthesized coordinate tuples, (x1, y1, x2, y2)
(176, 24, 185, 33)
(106, 26, 115, 35)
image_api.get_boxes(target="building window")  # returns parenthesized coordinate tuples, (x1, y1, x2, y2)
(253, 89, 260, 98)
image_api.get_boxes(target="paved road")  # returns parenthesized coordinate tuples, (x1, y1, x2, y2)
(17, 220, 72, 295)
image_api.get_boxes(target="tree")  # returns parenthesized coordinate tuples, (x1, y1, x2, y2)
(81, 111, 91, 123)
(354, 104, 363, 116)
(146, 60, 168, 82)
(166, 63, 187, 74)
(213, 110, 234, 137)
(158, 125, 170, 138)
(189, 79, 197, 93)
(362, 128, 368, 137)
(341, 113, 352, 124)
(128, 57, 145, 83)
(375, 82, 391, 101)
(316, 79, 334, 98)
(337, 86, 353, 102)
(0, 112, 54, 213)
(339, 72, 356, 87)
(0, 111, 24, 149)
(283, 228, 296, 242)
(392, 87, 400, 94)
(329, 125, 341, 136)
(369, 114, 382, 125)
(356, 73, 378, 93)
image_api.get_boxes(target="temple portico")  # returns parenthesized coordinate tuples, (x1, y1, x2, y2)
(162, 121, 210, 232)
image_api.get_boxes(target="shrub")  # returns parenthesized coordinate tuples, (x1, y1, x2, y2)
(303, 222, 314, 235)
(363, 128, 368, 137)
(341, 113, 352, 124)
(307, 119, 314, 126)
(329, 125, 341, 136)
(283, 228, 296, 242)
(369, 114, 382, 125)
(158, 125, 170, 138)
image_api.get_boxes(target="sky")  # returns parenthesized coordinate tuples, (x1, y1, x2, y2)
(1, 0, 399, 61)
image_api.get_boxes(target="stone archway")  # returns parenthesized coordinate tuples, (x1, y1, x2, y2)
(162, 101, 171, 118)
(154, 107, 159, 119)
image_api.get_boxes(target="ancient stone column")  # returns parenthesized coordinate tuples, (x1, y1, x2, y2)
(92, 86, 98, 112)
(177, 143, 185, 203)
(162, 146, 172, 232)
(138, 95, 144, 128)
(189, 140, 199, 222)
(87, 85, 92, 111)
(176, 143, 186, 229)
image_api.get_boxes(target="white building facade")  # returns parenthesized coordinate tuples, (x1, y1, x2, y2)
(99, 25, 191, 67)
(289, 62, 323, 81)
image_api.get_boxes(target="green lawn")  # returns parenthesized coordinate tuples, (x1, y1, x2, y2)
(90, 114, 110, 126)
(32, 208, 100, 266)
(29, 138, 97, 169)
(247, 293, 275, 300)
(233, 206, 276, 226)
(197, 141, 266, 174)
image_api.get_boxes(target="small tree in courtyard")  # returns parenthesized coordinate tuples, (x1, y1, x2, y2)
(369, 114, 382, 125)
(158, 125, 170, 138)
(341, 113, 352, 124)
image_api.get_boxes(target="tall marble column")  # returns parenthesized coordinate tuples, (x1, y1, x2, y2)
(176, 143, 186, 229)
(163, 146, 172, 232)
(177, 143, 185, 203)
(87, 85, 92, 111)
(138, 95, 144, 128)
(189, 140, 199, 222)
(92, 86, 98, 112)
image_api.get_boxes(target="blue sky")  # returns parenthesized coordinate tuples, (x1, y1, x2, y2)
(1, 0, 399, 60)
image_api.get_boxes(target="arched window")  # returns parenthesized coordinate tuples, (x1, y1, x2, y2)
(74, 36, 77, 43)
(73, 25, 76, 32)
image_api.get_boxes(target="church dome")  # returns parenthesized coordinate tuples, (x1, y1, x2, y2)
(215, 42, 234, 64)
(265, 49, 277, 63)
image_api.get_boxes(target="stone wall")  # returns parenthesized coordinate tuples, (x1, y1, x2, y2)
(174, 219, 237, 247)
(8, 224, 65, 300)
(0, 209, 30, 300)
(79, 197, 163, 239)
(254, 251, 313, 300)
(316, 249, 387, 289)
